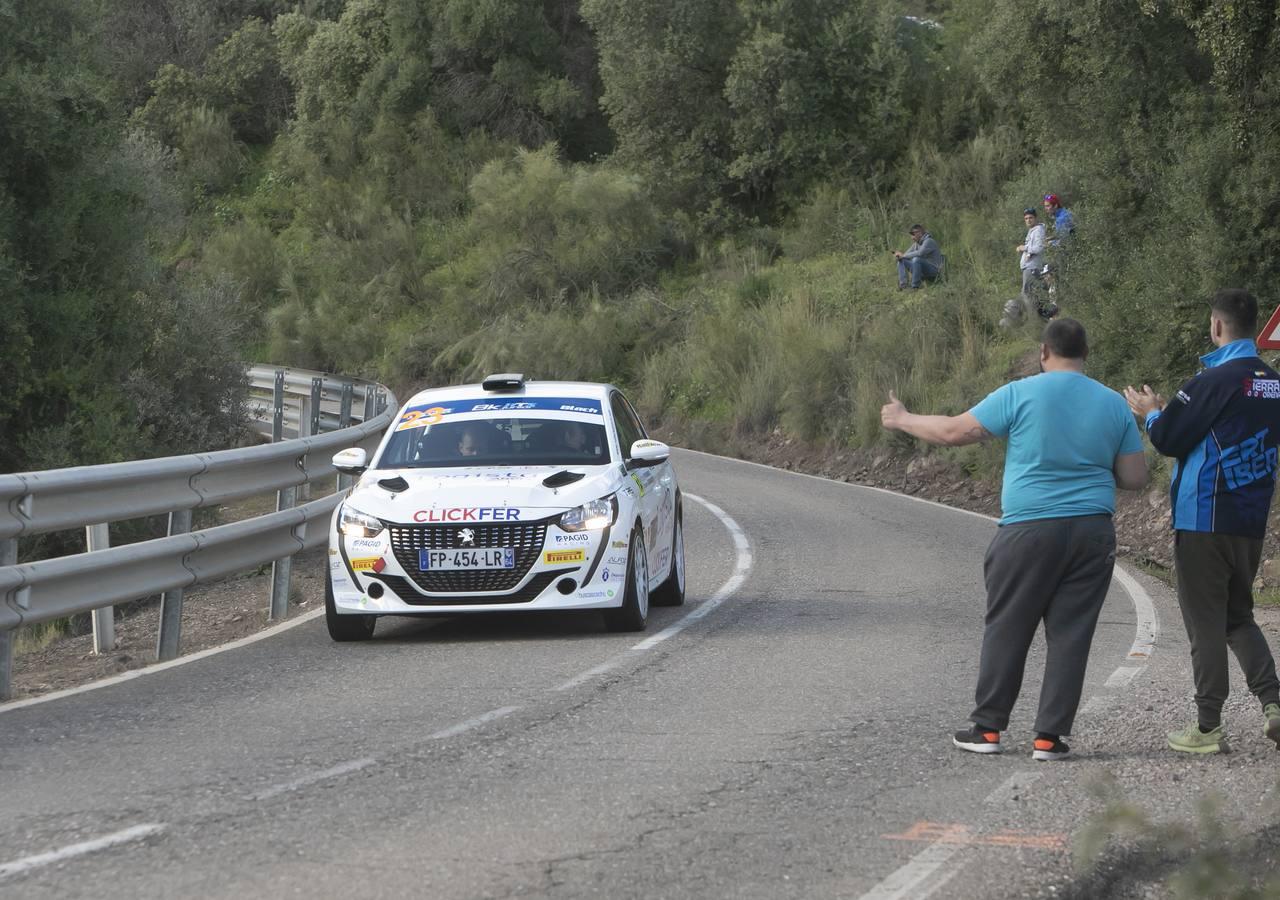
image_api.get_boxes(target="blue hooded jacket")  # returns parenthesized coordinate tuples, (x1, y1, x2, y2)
(1146, 340, 1280, 538)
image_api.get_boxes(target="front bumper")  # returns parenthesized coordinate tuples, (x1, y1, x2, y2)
(329, 519, 630, 615)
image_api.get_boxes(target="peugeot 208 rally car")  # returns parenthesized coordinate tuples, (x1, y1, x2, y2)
(325, 374, 684, 641)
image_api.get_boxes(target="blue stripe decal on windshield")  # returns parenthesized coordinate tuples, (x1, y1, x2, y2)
(396, 397, 603, 431)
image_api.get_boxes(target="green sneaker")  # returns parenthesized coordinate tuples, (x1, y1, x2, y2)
(1168, 722, 1229, 754)
(1264, 703, 1280, 749)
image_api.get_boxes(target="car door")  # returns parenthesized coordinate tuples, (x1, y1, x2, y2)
(610, 392, 671, 584)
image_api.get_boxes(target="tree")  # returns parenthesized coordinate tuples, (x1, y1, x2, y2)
(583, 0, 744, 210)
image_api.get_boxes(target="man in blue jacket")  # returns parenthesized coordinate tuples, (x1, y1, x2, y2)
(1126, 288, 1280, 754)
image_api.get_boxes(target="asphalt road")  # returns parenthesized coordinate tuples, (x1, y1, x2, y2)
(3, 449, 1278, 898)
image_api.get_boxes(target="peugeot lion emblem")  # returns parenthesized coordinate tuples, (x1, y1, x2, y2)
(457, 528, 476, 547)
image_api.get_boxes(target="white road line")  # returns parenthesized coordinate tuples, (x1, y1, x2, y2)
(681, 448, 1163, 900)
(984, 772, 1043, 805)
(678, 447, 1162, 676)
(0, 824, 166, 880)
(631, 494, 751, 651)
(856, 842, 964, 900)
(255, 707, 519, 801)
(1104, 666, 1141, 688)
(1111, 563, 1159, 660)
(255, 757, 377, 801)
(0, 608, 325, 715)
(553, 493, 753, 691)
(429, 705, 520, 740)
(554, 653, 643, 692)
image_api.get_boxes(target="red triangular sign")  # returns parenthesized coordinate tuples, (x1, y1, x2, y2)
(1260, 305, 1280, 350)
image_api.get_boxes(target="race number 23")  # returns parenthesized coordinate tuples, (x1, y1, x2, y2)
(396, 406, 445, 431)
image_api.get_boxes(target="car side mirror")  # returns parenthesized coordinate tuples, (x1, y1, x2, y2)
(628, 439, 670, 468)
(332, 447, 369, 476)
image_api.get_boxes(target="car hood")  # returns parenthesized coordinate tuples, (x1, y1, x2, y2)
(343, 465, 619, 522)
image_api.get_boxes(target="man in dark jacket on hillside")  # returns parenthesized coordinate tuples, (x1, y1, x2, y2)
(894, 224, 944, 289)
(1125, 288, 1280, 754)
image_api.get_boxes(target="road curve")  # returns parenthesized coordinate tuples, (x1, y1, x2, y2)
(0, 449, 1152, 898)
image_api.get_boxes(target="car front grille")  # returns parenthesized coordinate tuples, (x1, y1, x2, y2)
(373, 571, 567, 606)
(386, 518, 551, 594)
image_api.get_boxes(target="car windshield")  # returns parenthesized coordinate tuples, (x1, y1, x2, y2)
(378, 416, 610, 469)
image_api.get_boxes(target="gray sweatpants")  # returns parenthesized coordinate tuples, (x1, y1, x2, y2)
(971, 514, 1117, 736)
(1173, 530, 1280, 728)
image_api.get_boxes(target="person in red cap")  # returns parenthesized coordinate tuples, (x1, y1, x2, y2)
(1043, 194, 1075, 247)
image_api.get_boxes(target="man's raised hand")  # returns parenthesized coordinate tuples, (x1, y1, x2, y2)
(881, 390, 908, 431)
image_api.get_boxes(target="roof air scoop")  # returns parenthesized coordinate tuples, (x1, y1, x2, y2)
(542, 470, 585, 488)
(482, 373, 526, 392)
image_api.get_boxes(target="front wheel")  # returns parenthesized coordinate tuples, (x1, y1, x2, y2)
(325, 569, 376, 642)
(651, 506, 685, 607)
(603, 525, 649, 632)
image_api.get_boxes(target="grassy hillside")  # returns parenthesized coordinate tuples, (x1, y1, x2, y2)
(6, 0, 1280, 478)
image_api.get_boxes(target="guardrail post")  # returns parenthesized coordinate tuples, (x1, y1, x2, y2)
(363, 385, 375, 423)
(155, 508, 193, 661)
(0, 538, 16, 701)
(86, 523, 116, 653)
(296, 384, 314, 504)
(272, 370, 285, 442)
(336, 382, 356, 491)
(339, 382, 354, 430)
(310, 377, 322, 436)
(376, 390, 387, 415)
(268, 487, 297, 621)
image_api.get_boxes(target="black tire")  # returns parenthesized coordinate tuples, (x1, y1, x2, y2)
(325, 569, 376, 642)
(603, 525, 649, 632)
(651, 503, 685, 607)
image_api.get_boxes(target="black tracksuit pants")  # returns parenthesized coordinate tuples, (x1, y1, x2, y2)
(971, 514, 1117, 737)
(1173, 530, 1280, 728)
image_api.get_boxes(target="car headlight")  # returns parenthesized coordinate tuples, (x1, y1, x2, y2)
(340, 504, 384, 539)
(558, 496, 617, 532)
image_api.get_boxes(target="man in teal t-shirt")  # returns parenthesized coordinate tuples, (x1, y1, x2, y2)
(881, 318, 1147, 760)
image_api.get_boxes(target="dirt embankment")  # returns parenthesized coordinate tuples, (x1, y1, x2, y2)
(655, 421, 1280, 590)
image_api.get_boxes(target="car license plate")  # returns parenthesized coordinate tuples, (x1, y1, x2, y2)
(419, 548, 515, 571)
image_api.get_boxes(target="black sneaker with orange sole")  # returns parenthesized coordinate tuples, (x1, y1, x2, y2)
(1031, 735, 1071, 761)
(953, 725, 1002, 754)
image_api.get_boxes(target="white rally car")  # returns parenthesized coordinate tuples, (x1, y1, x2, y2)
(325, 374, 684, 641)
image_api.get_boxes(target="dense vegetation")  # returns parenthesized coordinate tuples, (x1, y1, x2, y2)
(5, 0, 1280, 475)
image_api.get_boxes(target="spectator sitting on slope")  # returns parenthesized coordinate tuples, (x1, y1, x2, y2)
(893, 224, 944, 290)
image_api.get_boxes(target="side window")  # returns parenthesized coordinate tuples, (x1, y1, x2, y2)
(610, 393, 643, 457)
(619, 394, 648, 439)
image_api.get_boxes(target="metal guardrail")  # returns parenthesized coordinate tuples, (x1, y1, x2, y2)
(0, 365, 396, 701)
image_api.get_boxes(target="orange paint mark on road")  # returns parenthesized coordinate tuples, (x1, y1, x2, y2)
(883, 821, 1066, 852)
(883, 821, 972, 845)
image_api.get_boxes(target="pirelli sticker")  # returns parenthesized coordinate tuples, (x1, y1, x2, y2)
(351, 557, 386, 573)
(543, 549, 586, 565)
